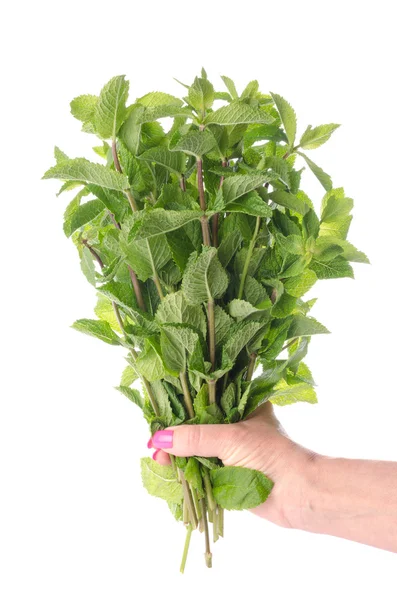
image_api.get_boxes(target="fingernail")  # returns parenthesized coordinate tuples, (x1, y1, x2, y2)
(152, 449, 160, 461)
(147, 438, 153, 449)
(152, 430, 174, 449)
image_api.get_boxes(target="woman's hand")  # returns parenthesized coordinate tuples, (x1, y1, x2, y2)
(148, 402, 316, 529)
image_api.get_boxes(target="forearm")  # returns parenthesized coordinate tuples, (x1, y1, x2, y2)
(290, 453, 397, 553)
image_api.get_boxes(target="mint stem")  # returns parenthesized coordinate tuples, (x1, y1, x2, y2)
(246, 352, 257, 382)
(211, 159, 228, 247)
(200, 498, 212, 568)
(238, 216, 261, 300)
(180, 524, 193, 574)
(179, 371, 195, 419)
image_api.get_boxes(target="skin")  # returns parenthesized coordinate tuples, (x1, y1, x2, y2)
(152, 403, 397, 553)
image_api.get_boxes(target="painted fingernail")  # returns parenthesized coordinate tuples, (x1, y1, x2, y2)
(152, 430, 174, 449)
(152, 449, 160, 461)
(147, 438, 153, 449)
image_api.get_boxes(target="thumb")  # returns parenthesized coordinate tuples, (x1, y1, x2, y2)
(149, 424, 239, 460)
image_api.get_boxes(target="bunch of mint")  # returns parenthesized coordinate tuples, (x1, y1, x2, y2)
(43, 69, 368, 571)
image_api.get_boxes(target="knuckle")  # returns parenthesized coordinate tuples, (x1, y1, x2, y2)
(184, 425, 203, 454)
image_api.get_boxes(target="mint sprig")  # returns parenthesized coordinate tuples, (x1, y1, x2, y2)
(43, 70, 368, 572)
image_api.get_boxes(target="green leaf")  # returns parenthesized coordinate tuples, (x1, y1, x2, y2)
(94, 295, 122, 333)
(116, 386, 144, 409)
(182, 247, 228, 304)
(70, 94, 98, 124)
(269, 380, 317, 406)
(268, 190, 309, 215)
(321, 192, 353, 222)
(319, 238, 369, 264)
(311, 256, 355, 279)
(135, 209, 202, 240)
(222, 173, 272, 204)
(204, 101, 274, 125)
(287, 315, 330, 338)
(228, 299, 269, 323)
(137, 105, 193, 123)
(210, 466, 274, 510)
(150, 380, 173, 425)
(120, 365, 137, 387)
(299, 123, 340, 150)
(135, 343, 165, 381)
(138, 146, 186, 176)
(269, 93, 297, 147)
(71, 319, 121, 345)
(222, 321, 263, 364)
(171, 129, 218, 157)
(156, 291, 206, 338)
(119, 105, 145, 155)
(94, 75, 129, 139)
(141, 457, 183, 503)
(188, 77, 215, 112)
(137, 91, 183, 107)
(160, 325, 201, 374)
(226, 191, 273, 218)
(66, 199, 105, 236)
(214, 305, 235, 345)
(221, 383, 236, 415)
(298, 152, 332, 191)
(284, 269, 317, 297)
(80, 245, 97, 285)
(217, 230, 242, 268)
(184, 458, 204, 495)
(54, 146, 69, 162)
(244, 276, 272, 308)
(221, 75, 238, 99)
(42, 158, 129, 191)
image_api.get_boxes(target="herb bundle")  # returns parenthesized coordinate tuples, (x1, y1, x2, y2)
(43, 70, 368, 571)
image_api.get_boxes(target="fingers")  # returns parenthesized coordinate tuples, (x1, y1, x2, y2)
(152, 449, 171, 466)
(148, 423, 240, 460)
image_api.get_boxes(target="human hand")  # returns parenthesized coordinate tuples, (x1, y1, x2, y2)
(148, 402, 316, 529)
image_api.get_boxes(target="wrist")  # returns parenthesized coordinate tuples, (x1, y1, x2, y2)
(278, 445, 323, 531)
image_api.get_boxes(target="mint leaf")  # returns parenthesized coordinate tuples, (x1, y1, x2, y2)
(71, 319, 121, 345)
(182, 247, 228, 304)
(298, 151, 332, 191)
(119, 105, 145, 155)
(172, 129, 218, 157)
(311, 256, 355, 279)
(66, 199, 105, 236)
(222, 321, 263, 364)
(284, 269, 317, 297)
(137, 91, 183, 107)
(156, 291, 206, 338)
(269, 93, 297, 147)
(188, 76, 215, 112)
(42, 158, 129, 191)
(94, 75, 129, 139)
(160, 324, 201, 374)
(135, 210, 202, 240)
(204, 101, 274, 125)
(269, 380, 317, 406)
(226, 191, 273, 217)
(210, 466, 274, 510)
(70, 94, 98, 124)
(184, 458, 204, 496)
(222, 173, 272, 204)
(299, 123, 340, 150)
(136, 343, 165, 381)
(117, 386, 144, 409)
(141, 457, 183, 503)
(269, 190, 309, 215)
(138, 147, 185, 176)
(80, 245, 97, 285)
(137, 105, 193, 123)
(221, 75, 238, 99)
(288, 315, 330, 338)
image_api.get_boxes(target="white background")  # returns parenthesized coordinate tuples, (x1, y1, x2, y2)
(1, 1, 396, 598)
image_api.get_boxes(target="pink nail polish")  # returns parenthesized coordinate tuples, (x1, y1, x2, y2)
(152, 449, 160, 461)
(152, 430, 174, 449)
(147, 438, 153, 449)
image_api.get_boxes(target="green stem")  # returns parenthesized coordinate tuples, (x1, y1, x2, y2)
(112, 139, 138, 212)
(180, 524, 193, 574)
(213, 507, 219, 543)
(208, 380, 216, 404)
(218, 507, 224, 538)
(200, 498, 212, 568)
(246, 352, 257, 382)
(190, 485, 202, 521)
(208, 299, 216, 372)
(202, 467, 216, 512)
(238, 216, 261, 300)
(180, 471, 198, 530)
(179, 372, 195, 419)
